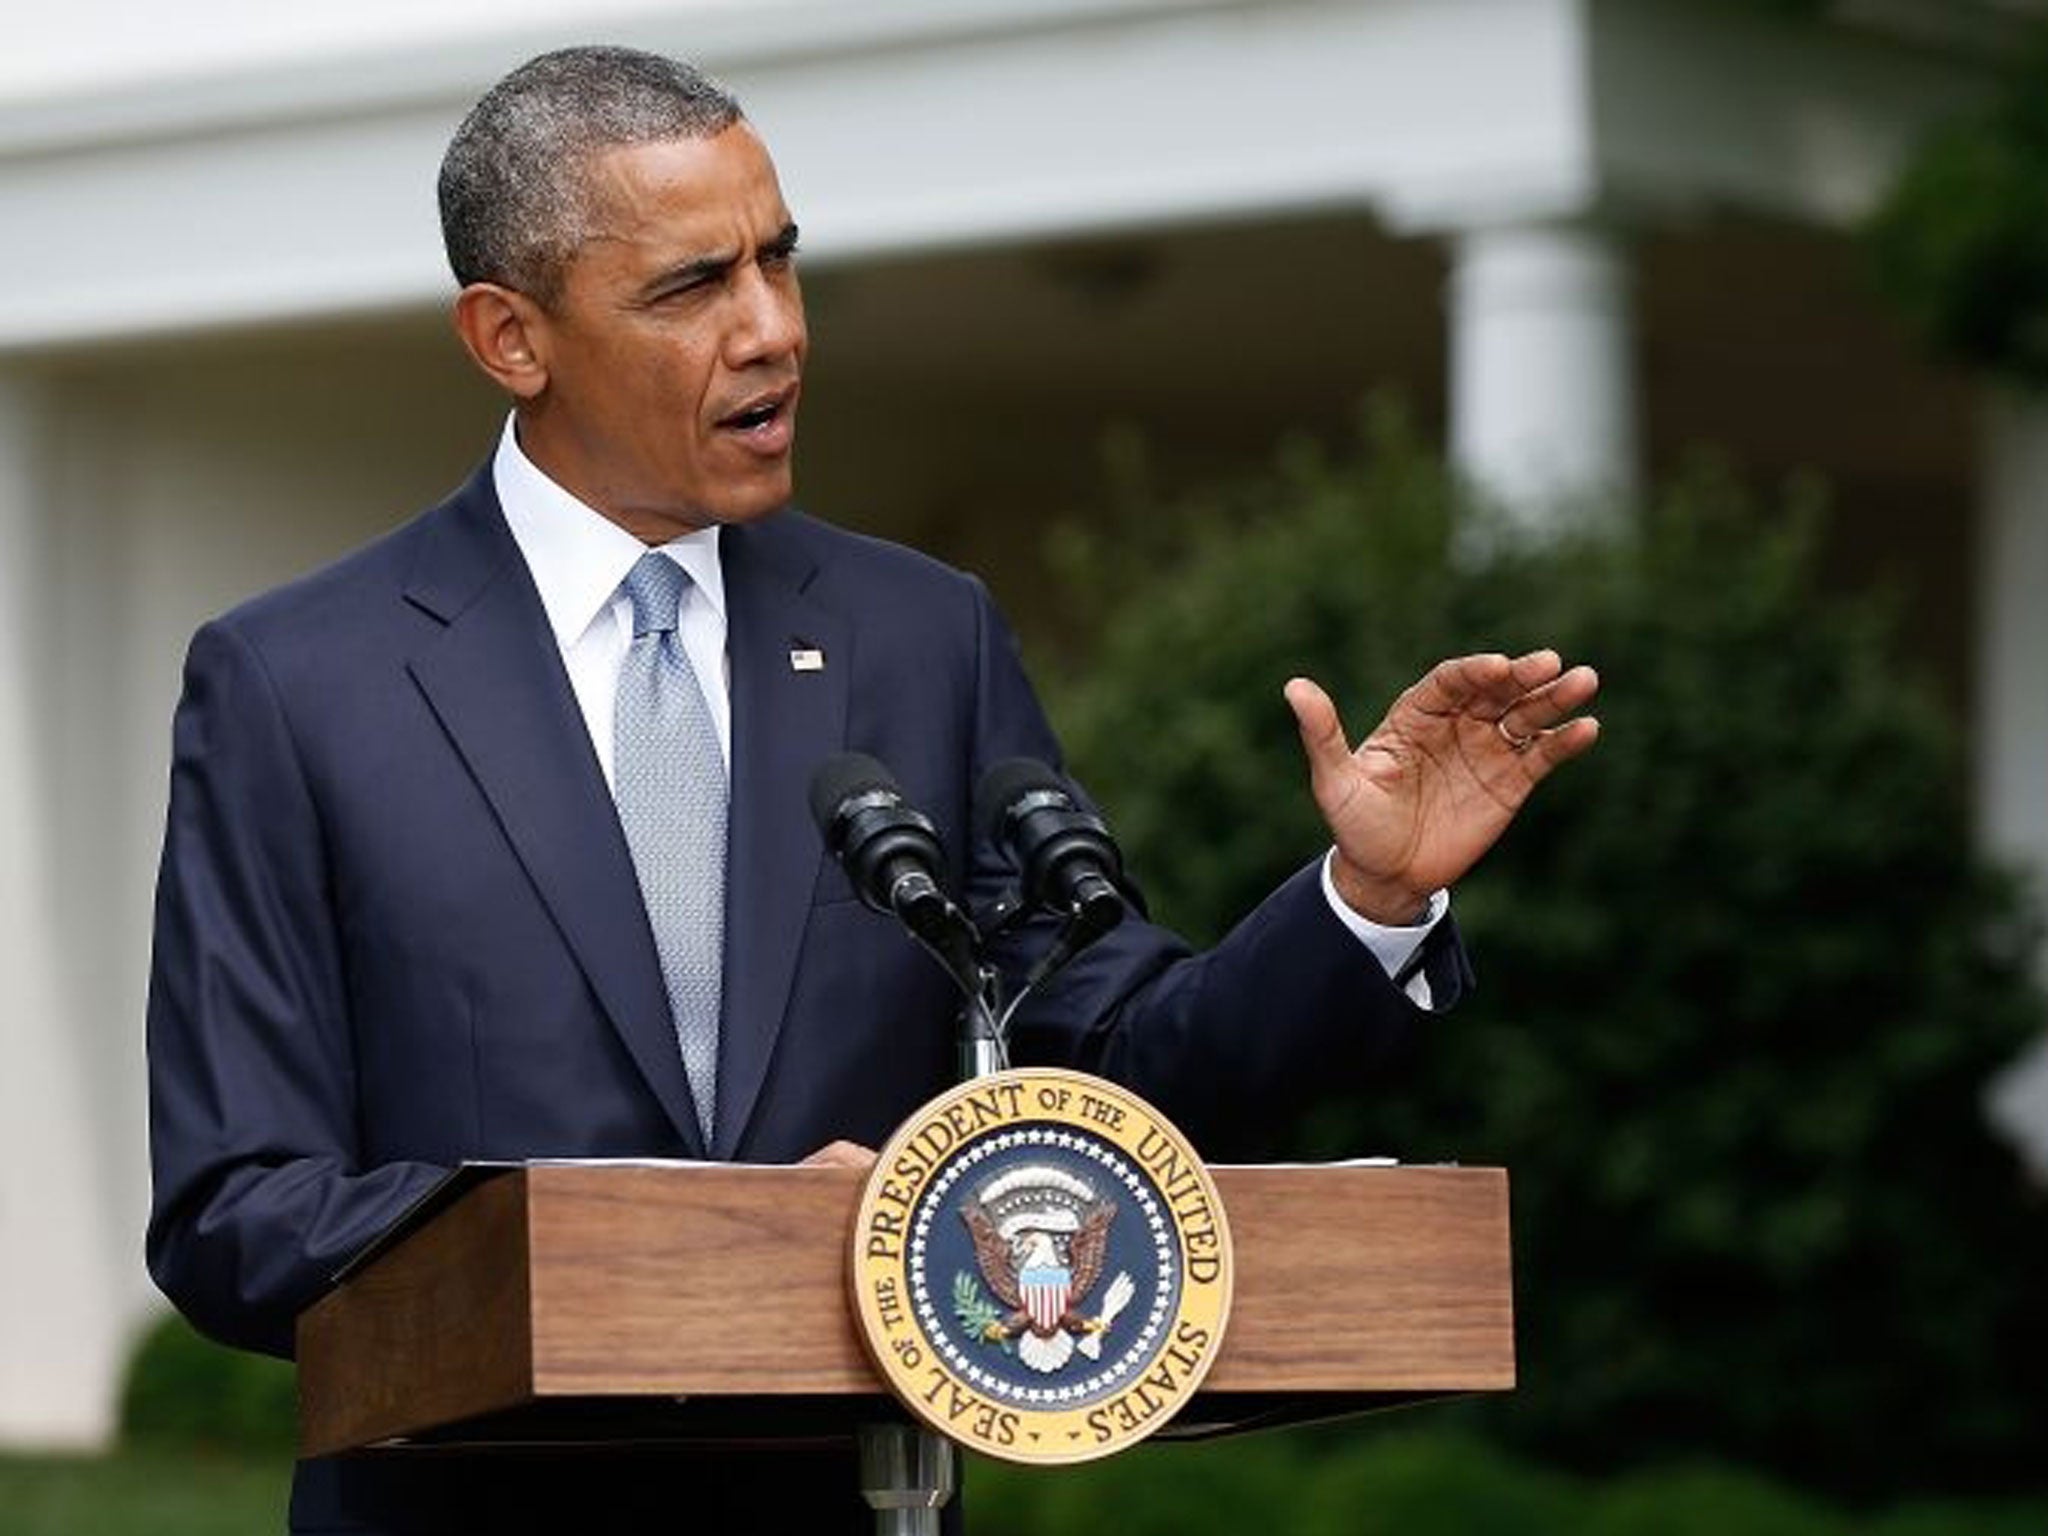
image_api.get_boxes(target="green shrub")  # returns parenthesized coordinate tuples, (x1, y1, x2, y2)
(1041, 405, 2048, 1498)
(969, 1434, 1303, 1536)
(967, 1428, 2048, 1536)
(1868, 48, 2048, 386)
(0, 1448, 286, 1536)
(9, 1428, 2043, 1536)
(119, 1314, 296, 1458)
(1294, 1431, 1580, 1536)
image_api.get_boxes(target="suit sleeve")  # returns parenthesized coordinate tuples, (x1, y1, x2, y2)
(145, 620, 446, 1358)
(961, 581, 1472, 1159)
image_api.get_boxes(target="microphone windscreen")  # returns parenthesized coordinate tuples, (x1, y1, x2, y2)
(808, 752, 901, 833)
(974, 757, 1065, 846)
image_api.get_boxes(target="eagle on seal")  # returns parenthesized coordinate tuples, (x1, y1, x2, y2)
(960, 1165, 1133, 1373)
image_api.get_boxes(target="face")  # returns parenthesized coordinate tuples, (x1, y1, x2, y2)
(514, 124, 808, 540)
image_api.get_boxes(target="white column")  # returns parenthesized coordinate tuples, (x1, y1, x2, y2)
(1980, 392, 2048, 1182)
(1976, 393, 2048, 923)
(1447, 220, 1639, 522)
(0, 371, 128, 1447)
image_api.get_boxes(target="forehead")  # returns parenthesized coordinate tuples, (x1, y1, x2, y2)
(578, 124, 790, 259)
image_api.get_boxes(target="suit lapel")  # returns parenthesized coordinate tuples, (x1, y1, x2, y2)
(713, 518, 849, 1158)
(400, 473, 708, 1156)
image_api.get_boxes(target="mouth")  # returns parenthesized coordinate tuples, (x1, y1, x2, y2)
(715, 383, 800, 452)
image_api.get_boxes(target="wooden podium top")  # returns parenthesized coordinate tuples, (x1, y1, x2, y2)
(298, 1162, 1513, 1458)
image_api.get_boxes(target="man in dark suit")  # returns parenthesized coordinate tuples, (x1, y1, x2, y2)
(145, 46, 1597, 1534)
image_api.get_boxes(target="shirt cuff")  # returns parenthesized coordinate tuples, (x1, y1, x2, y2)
(1318, 849, 1449, 1009)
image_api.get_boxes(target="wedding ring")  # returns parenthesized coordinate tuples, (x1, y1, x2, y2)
(1496, 718, 1537, 754)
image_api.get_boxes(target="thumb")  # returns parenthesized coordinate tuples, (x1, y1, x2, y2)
(1284, 676, 1353, 784)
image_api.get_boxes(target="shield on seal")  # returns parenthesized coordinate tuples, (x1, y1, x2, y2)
(1018, 1264, 1071, 1334)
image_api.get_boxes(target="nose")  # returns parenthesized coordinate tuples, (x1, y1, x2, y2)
(728, 264, 806, 367)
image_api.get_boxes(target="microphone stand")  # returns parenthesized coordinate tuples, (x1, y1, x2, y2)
(858, 887, 1119, 1535)
(959, 964, 1006, 1081)
(860, 933, 997, 1535)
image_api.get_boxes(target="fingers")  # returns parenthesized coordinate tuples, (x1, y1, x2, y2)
(800, 1140, 878, 1170)
(1523, 713, 1601, 773)
(1284, 676, 1354, 785)
(1409, 650, 1562, 715)
(1506, 648, 1567, 693)
(1496, 662, 1601, 741)
(1298, 653, 1598, 775)
(1395, 650, 1598, 776)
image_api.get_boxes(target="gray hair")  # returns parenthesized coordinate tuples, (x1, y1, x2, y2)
(438, 46, 743, 304)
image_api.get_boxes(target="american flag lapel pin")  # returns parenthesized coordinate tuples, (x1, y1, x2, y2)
(789, 643, 826, 673)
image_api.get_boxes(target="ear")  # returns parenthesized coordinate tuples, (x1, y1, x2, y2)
(451, 283, 551, 400)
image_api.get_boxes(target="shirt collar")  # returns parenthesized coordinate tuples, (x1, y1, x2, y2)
(492, 413, 726, 649)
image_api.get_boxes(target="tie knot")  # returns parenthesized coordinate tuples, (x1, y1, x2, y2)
(622, 552, 690, 638)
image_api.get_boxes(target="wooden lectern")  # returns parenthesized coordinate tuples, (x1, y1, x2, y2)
(298, 1161, 1513, 1458)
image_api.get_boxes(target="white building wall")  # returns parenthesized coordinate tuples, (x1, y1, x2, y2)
(0, 371, 131, 1444)
(0, 335, 498, 1444)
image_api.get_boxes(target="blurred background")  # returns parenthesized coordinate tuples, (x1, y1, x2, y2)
(5, 0, 2048, 1531)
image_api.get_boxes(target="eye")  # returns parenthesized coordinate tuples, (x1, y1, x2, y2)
(761, 227, 802, 270)
(642, 274, 716, 310)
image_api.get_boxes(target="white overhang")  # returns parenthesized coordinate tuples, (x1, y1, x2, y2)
(0, 0, 1993, 356)
(0, 0, 1589, 354)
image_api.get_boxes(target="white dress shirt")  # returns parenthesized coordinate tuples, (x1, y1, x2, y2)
(490, 415, 1446, 1004)
(494, 417, 730, 784)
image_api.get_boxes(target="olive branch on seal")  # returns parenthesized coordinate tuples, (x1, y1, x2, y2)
(952, 1272, 1012, 1353)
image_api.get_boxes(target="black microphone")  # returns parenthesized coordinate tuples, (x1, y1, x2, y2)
(974, 758, 1126, 935)
(809, 753, 963, 947)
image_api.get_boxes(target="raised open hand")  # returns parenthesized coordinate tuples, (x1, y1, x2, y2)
(1284, 650, 1600, 925)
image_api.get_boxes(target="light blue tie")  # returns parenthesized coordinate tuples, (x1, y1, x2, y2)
(614, 552, 726, 1144)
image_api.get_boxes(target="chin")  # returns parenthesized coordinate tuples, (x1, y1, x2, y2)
(712, 478, 797, 526)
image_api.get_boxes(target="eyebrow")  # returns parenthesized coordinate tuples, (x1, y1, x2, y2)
(636, 221, 801, 303)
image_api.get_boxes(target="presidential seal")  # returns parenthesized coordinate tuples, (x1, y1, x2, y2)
(850, 1068, 1232, 1465)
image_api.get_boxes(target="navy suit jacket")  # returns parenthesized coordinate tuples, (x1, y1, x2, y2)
(145, 466, 1466, 1532)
